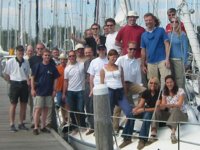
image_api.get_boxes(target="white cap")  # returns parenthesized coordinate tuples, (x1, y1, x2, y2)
(127, 11, 139, 18)
(74, 43, 84, 51)
(58, 53, 67, 59)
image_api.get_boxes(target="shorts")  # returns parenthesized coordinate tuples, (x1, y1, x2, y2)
(9, 80, 28, 104)
(34, 96, 53, 108)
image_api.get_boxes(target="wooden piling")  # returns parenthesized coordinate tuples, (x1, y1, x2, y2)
(93, 84, 113, 150)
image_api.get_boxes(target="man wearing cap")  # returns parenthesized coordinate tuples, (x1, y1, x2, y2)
(74, 43, 87, 63)
(87, 44, 108, 97)
(55, 53, 68, 126)
(4, 45, 30, 132)
(115, 10, 145, 57)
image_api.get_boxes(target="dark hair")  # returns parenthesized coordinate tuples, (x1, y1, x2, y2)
(43, 49, 51, 54)
(144, 13, 160, 27)
(16, 45, 25, 51)
(91, 23, 100, 29)
(52, 47, 59, 51)
(105, 18, 116, 25)
(167, 8, 176, 14)
(108, 49, 119, 58)
(163, 75, 178, 96)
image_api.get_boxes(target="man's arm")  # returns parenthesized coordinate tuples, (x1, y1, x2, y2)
(52, 79, 57, 97)
(31, 76, 36, 97)
(89, 75, 94, 97)
(71, 34, 86, 45)
(164, 40, 170, 68)
(141, 48, 147, 74)
(62, 79, 68, 100)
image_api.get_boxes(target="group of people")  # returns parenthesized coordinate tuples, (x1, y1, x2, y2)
(3, 7, 189, 150)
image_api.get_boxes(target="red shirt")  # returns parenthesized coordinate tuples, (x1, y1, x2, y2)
(115, 25, 145, 58)
(166, 22, 186, 33)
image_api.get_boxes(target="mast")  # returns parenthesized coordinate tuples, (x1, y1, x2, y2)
(40, 0, 43, 42)
(94, 0, 100, 23)
(36, 0, 39, 43)
(178, 0, 200, 69)
(7, 1, 11, 50)
(28, 0, 32, 44)
(0, 0, 3, 46)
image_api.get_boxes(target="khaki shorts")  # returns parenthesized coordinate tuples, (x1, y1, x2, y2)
(34, 96, 53, 108)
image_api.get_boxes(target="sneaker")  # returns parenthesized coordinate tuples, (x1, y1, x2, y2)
(119, 139, 132, 149)
(171, 134, 178, 144)
(86, 129, 94, 135)
(10, 124, 18, 132)
(18, 123, 29, 130)
(137, 139, 146, 150)
(41, 127, 51, 133)
(33, 129, 39, 135)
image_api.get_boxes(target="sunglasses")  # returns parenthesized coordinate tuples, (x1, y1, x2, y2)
(171, 21, 179, 23)
(150, 82, 157, 85)
(37, 48, 44, 50)
(69, 55, 76, 58)
(129, 48, 137, 51)
(107, 24, 114, 27)
(168, 14, 175, 17)
(92, 28, 98, 30)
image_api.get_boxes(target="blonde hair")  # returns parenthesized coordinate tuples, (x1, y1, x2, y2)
(147, 77, 160, 90)
(171, 16, 181, 36)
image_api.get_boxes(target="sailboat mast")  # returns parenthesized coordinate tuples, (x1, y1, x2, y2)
(28, 0, 32, 44)
(40, 0, 43, 42)
(36, 0, 39, 43)
(0, 0, 3, 46)
(7, 1, 11, 50)
(94, 0, 100, 23)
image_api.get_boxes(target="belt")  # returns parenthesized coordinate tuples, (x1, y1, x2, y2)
(10, 80, 27, 84)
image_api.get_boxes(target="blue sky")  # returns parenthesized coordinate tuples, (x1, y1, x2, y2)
(1, 0, 199, 37)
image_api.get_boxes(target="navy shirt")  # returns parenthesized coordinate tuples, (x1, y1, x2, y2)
(32, 62, 60, 96)
(141, 89, 159, 108)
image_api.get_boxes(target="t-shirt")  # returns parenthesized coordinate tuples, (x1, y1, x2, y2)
(115, 25, 145, 57)
(64, 62, 85, 91)
(87, 57, 108, 86)
(142, 89, 159, 108)
(85, 35, 106, 56)
(4, 57, 30, 81)
(32, 62, 60, 96)
(141, 27, 169, 63)
(56, 65, 65, 91)
(166, 22, 186, 33)
(105, 31, 121, 54)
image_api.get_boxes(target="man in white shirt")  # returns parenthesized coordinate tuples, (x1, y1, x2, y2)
(87, 44, 108, 96)
(4, 45, 30, 132)
(62, 50, 86, 135)
(105, 18, 121, 54)
(114, 41, 146, 133)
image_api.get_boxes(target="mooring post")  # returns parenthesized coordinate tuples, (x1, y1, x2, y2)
(93, 84, 113, 150)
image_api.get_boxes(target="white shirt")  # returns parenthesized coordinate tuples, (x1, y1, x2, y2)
(64, 62, 85, 91)
(4, 57, 30, 81)
(105, 31, 121, 54)
(87, 57, 108, 86)
(116, 54, 141, 84)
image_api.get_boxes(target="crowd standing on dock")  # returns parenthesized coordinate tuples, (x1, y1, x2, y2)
(3, 8, 190, 150)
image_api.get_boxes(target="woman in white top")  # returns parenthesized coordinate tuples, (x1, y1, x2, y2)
(151, 75, 188, 144)
(100, 49, 131, 115)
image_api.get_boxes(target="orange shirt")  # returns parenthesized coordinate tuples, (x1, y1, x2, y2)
(56, 65, 65, 91)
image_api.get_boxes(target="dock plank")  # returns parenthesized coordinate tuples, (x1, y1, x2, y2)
(0, 78, 73, 150)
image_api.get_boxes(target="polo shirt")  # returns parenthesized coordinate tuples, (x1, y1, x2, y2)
(115, 54, 141, 84)
(141, 27, 169, 64)
(4, 57, 30, 81)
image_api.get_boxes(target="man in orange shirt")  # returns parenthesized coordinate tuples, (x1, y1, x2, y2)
(56, 53, 68, 126)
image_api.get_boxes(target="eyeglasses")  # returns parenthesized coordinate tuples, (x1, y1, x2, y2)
(129, 48, 137, 51)
(107, 24, 114, 27)
(69, 55, 76, 58)
(92, 28, 98, 30)
(150, 82, 157, 85)
(171, 21, 179, 23)
(37, 48, 44, 50)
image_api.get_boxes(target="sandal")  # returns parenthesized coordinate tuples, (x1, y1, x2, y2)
(171, 133, 178, 144)
(147, 134, 158, 144)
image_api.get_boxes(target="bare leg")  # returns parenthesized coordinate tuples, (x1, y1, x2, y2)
(34, 107, 42, 129)
(41, 107, 48, 128)
(9, 103, 17, 125)
(19, 102, 27, 124)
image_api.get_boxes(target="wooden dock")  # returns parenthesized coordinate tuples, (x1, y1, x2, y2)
(0, 78, 73, 150)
